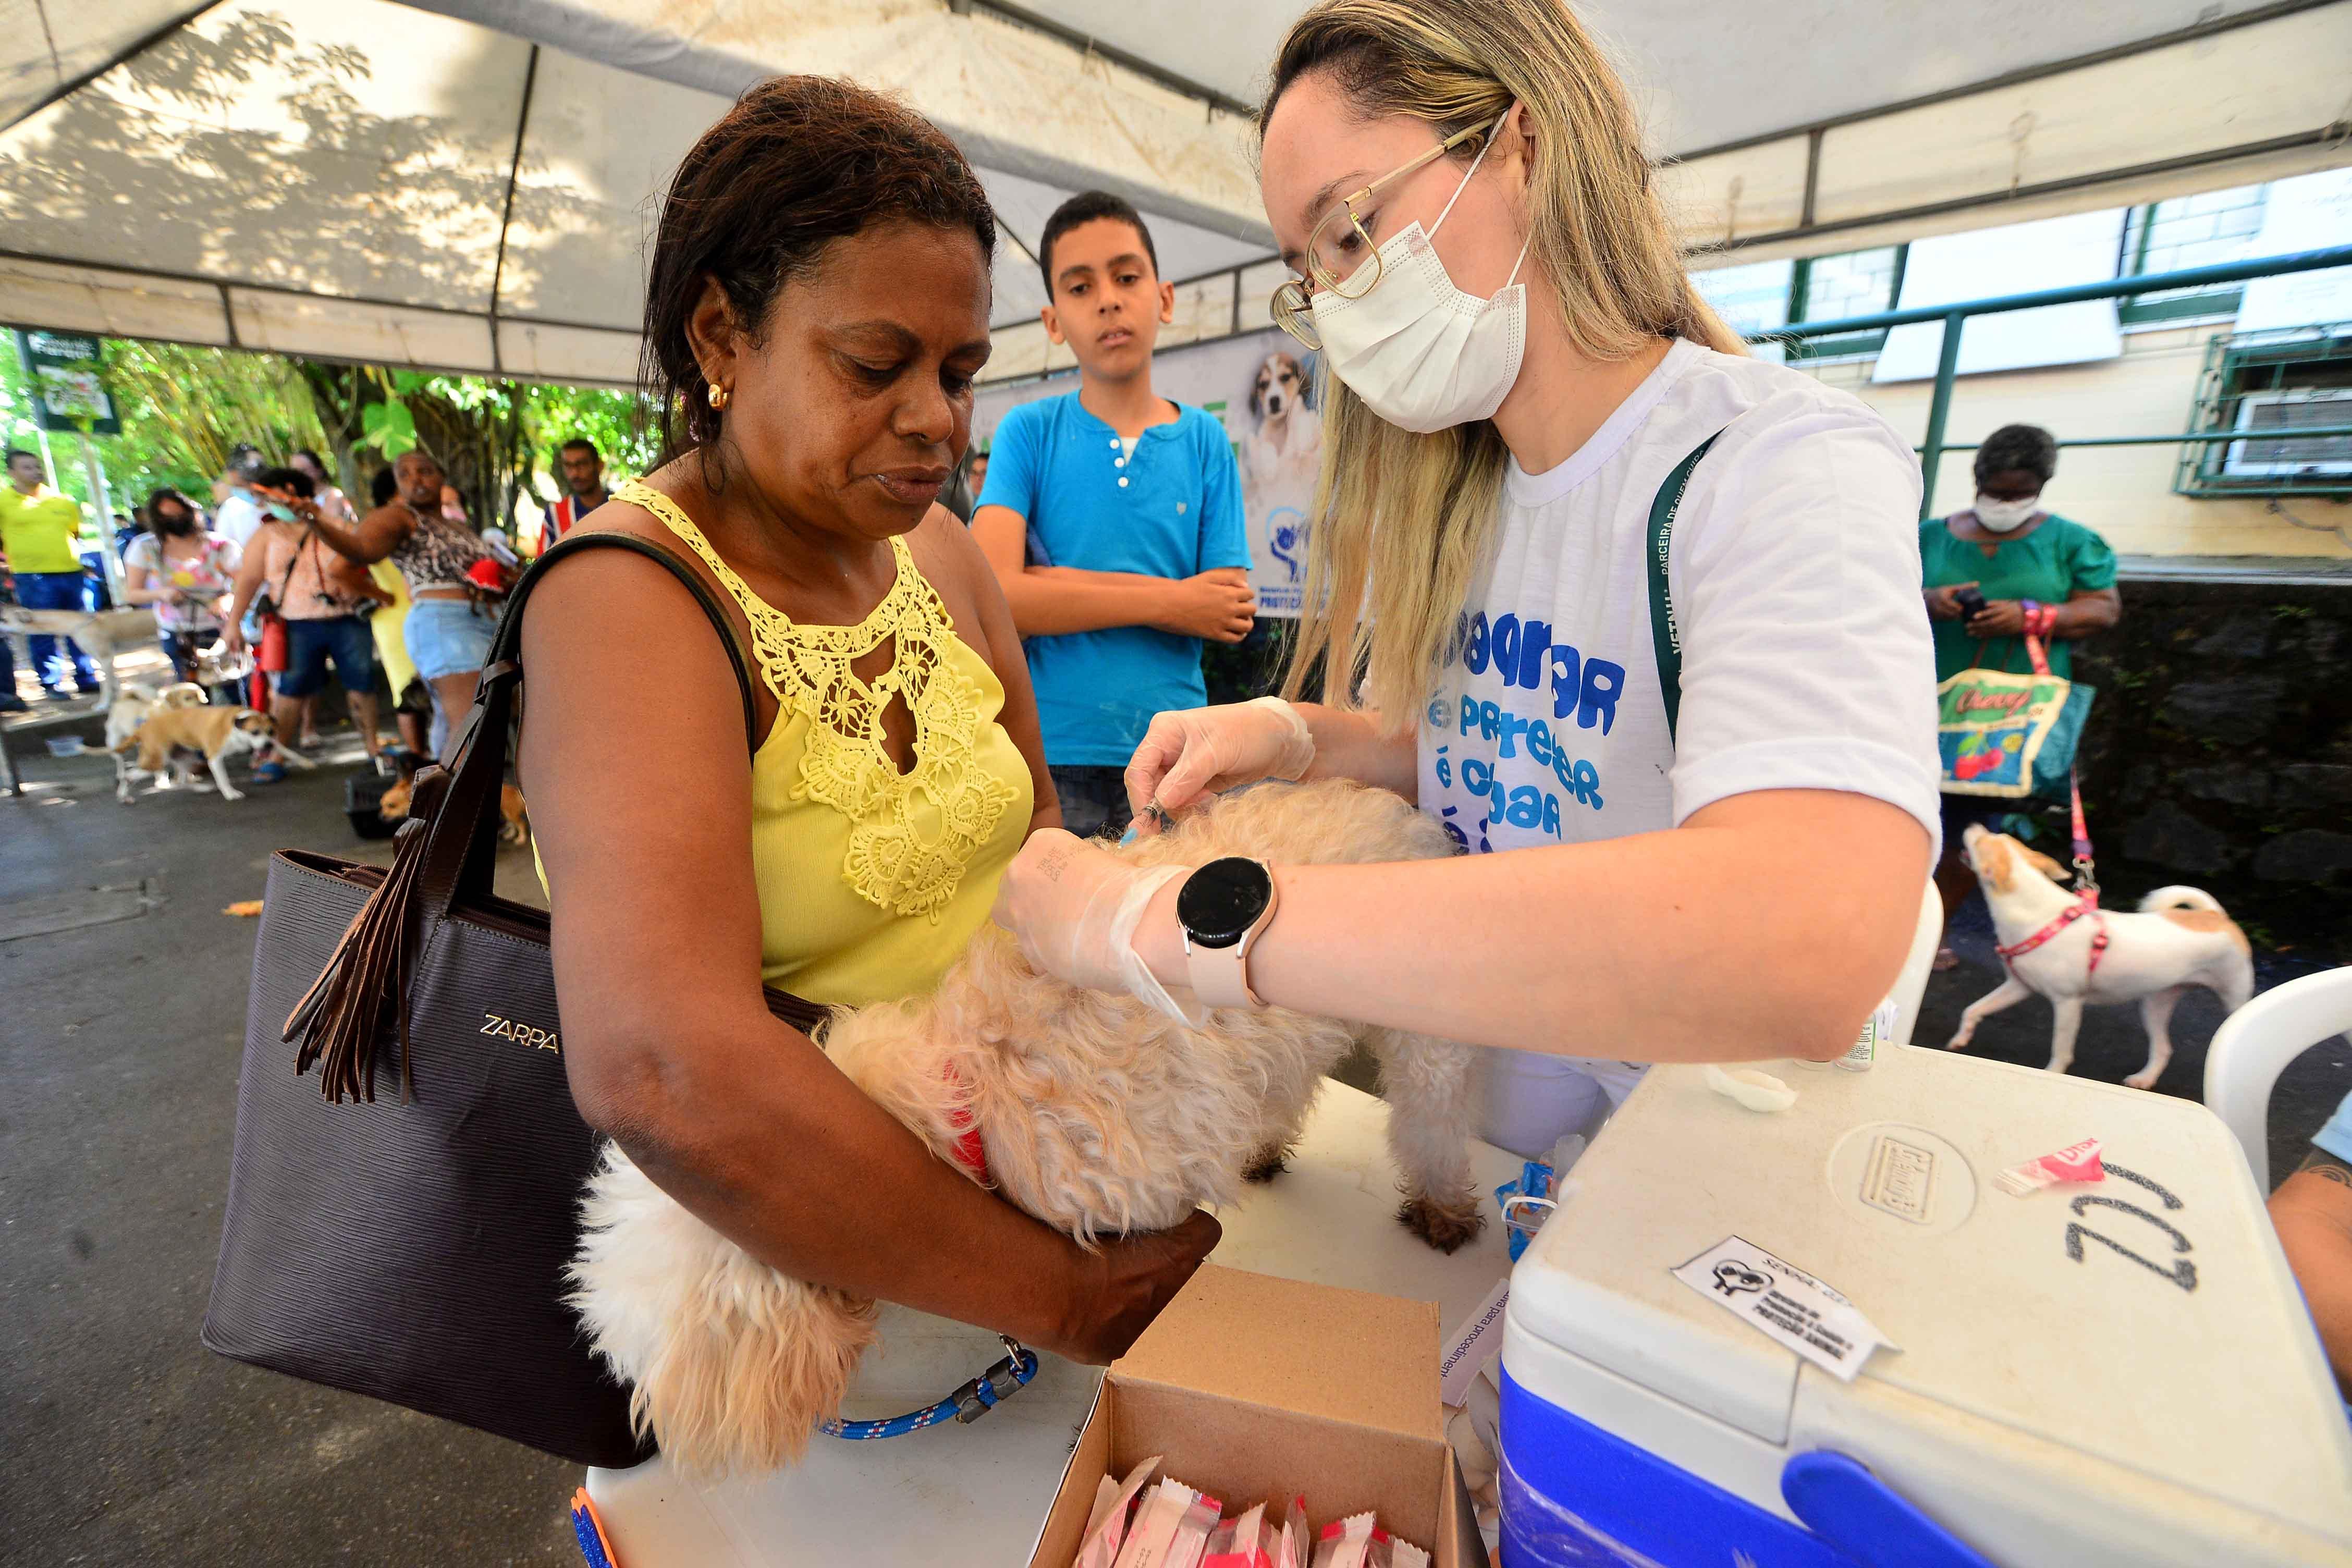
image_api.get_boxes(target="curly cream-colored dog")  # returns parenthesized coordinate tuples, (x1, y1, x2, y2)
(569, 780, 1480, 1475)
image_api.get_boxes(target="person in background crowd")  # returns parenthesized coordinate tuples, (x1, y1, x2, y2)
(0, 447, 101, 699)
(213, 445, 267, 550)
(112, 512, 141, 557)
(2271, 1090, 2352, 1393)
(121, 486, 241, 684)
(973, 190, 1255, 839)
(543, 438, 611, 544)
(290, 448, 356, 524)
(297, 449, 498, 759)
(1921, 422, 2121, 966)
(358, 466, 431, 758)
(518, 76, 1215, 1381)
(222, 466, 390, 778)
(967, 448, 988, 498)
(994, 0, 1941, 1161)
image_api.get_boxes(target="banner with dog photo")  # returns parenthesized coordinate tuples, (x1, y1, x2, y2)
(973, 326, 1323, 618)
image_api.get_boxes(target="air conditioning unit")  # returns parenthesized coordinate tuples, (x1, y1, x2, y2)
(2224, 387, 2352, 477)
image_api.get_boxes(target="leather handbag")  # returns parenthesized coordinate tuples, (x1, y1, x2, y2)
(203, 529, 825, 1467)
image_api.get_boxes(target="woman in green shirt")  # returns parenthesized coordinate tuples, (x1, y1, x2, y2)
(1920, 423, 2122, 962)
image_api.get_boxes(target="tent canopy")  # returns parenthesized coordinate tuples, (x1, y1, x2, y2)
(1, 0, 2344, 385)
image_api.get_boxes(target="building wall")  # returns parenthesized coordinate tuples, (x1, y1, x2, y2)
(1799, 322, 2352, 559)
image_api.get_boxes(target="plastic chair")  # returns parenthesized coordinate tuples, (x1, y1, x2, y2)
(2202, 966, 2352, 1192)
(1887, 881, 1942, 1048)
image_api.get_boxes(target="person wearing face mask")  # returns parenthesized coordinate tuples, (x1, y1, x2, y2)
(1921, 422, 2121, 960)
(120, 486, 243, 685)
(991, 0, 1943, 1160)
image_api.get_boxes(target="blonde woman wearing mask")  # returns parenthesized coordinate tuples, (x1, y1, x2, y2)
(993, 0, 1941, 1157)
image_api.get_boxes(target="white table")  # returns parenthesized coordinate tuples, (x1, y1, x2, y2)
(584, 1081, 1523, 1566)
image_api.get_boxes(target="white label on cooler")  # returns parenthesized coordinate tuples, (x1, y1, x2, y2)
(1861, 1132, 1937, 1223)
(1671, 1235, 1899, 1382)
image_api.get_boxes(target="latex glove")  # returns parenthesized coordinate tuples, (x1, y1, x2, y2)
(1124, 696, 1315, 832)
(993, 830, 1203, 1025)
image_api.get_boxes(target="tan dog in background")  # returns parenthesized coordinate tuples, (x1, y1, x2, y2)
(377, 767, 528, 846)
(567, 780, 1480, 1475)
(108, 681, 210, 801)
(1948, 824, 2255, 1088)
(112, 706, 312, 803)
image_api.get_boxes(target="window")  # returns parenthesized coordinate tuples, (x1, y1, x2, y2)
(1690, 258, 1793, 338)
(2176, 326, 2352, 498)
(1788, 246, 1906, 360)
(2120, 184, 2268, 325)
(1689, 247, 1907, 362)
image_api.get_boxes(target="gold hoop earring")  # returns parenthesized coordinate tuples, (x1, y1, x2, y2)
(707, 383, 730, 411)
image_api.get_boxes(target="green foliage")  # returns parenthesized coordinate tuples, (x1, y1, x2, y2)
(1, 336, 328, 517)
(3, 332, 653, 538)
(358, 397, 418, 457)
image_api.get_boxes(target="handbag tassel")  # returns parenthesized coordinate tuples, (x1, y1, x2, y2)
(283, 814, 431, 1103)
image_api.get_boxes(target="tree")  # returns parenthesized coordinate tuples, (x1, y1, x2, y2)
(5, 332, 655, 537)
(2, 335, 329, 519)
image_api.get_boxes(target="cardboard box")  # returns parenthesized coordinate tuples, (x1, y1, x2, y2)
(1030, 1265, 1485, 1567)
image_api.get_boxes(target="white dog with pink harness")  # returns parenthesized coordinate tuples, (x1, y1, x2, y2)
(1947, 822, 2255, 1089)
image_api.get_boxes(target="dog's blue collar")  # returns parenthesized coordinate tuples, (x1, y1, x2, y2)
(818, 1335, 1039, 1441)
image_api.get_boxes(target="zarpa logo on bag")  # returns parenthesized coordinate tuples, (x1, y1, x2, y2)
(481, 1012, 559, 1054)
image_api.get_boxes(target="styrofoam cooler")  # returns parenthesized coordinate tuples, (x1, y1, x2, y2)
(1497, 1045, 2352, 1568)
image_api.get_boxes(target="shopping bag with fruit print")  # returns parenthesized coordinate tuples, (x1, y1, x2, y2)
(1935, 633, 2093, 803)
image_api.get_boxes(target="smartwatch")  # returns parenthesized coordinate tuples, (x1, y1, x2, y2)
(1176, 856, 1279, 1010)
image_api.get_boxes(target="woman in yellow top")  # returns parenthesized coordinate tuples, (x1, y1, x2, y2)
(516, 78, 1218, 1374)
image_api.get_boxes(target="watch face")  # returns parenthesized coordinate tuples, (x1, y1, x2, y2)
(1177, 856, 1273, 949)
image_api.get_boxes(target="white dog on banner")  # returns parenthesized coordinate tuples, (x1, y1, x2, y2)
(1244, 350, 1322, 500)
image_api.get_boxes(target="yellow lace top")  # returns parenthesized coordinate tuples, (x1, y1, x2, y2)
(621, 481, 1032, 1008)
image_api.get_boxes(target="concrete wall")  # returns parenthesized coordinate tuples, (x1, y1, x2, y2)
(2068, 572, 2352, 949)
(1797, 322, 2352, 560)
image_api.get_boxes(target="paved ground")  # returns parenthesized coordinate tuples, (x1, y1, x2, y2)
(3, 704, 2345, 1566)
(1, 718, 579, 1568)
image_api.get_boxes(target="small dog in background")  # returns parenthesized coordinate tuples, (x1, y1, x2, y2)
(568, 780, 1480, 1475)
(1244, 350, 1322, 498)
(377, 762, 528, 846)
(112, 705, 312, 803)
(1947, 824, 2255, 1088)
(107, 681, 210, 801)
(0, 604, 156, 707)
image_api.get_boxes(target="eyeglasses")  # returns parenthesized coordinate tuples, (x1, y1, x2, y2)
(1269, 115, 1503, 350)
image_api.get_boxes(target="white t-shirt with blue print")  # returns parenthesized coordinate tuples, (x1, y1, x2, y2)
(1416, 339, 1942, 1156)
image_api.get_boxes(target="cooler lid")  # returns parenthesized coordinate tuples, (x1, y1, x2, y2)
(1508, 1047, 2352, 1539)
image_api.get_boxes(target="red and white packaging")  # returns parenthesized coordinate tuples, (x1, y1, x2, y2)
(1311, 1512, 1382, 1568)
(1994, 1137, 2106, 1196)
(1076, 1455, 1162, 1568)
(1115, 1478, 1207, 1568)
(1272, 1496, 1310, 1568)
(1165, 1492, 1224, 1568)
(1203, 1503, 1275, 1568)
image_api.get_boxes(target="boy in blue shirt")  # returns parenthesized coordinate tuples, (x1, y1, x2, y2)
(974, 192, 1255, 839)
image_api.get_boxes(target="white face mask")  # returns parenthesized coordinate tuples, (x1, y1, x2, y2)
(1973, 494, 2039, 533)
(1309, 116, 1532, 434)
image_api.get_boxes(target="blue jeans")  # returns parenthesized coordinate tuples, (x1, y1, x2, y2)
(275, 615, 376, 699)
(404, 598, 496, 682)
(15, 571, 97, 690)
